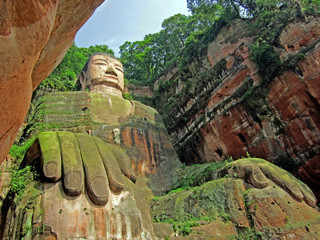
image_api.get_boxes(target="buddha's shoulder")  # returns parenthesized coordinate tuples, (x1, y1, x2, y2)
(130, 100, 165, 129)
(40, 91, 90, 102)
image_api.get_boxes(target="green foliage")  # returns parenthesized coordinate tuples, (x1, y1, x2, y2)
(170, 159, 231, 191)
(10, 166, 37, 197)
(219, 211, 231, 221)
(250, 43, 280, 78)
(22, 224, 33, 236)
(9, 137, 36, 162)
(131, 94, 154, 107)
(246, 0, 319, 82)
(119, 13, 194, 85)
(187, 0, 241, 17)
(37, 0, 318, 94)
(248, 1, 305, 44)
(188, 0, 319, 19)
(35, 224, 46, 234)
(122, 92, 133, 100)
(149, 0, 318, 122)
(301, 0, 320, 15)
(235, 227, 262, 240)
(119, 2, 238, 87)
(153, 215, 201, 236)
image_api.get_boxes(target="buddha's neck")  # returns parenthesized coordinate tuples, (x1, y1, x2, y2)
(89, 85, 123, 98)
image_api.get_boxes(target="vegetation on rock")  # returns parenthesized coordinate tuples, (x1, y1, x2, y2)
(10, 166, 37, 198)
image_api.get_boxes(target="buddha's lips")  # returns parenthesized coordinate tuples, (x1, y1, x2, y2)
(105, 71, 117, 78)
(91, 78, 122, 90)
(92, 76, 118, 84)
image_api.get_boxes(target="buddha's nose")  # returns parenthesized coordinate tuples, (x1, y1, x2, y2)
(105, 64, 117, 75)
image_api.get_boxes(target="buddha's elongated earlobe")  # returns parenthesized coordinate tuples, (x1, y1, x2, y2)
(79, 72, 86, 90)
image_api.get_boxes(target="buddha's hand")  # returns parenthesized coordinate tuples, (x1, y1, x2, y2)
(221, 158, 316, 207)
(26, 131, 137, 206)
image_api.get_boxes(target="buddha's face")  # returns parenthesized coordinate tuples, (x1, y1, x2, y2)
(83, 54, 124, 92)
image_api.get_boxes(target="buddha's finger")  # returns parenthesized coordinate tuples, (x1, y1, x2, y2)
(76, 133, 109, 206)
(58, 132, 84, 196)
(109, 146, 137, 183)
(248, 165, 269, 188)
(38, 131, 62, 182)
(93, 137, 124, 194)
(260, 163, 304, 201)
(299, 183, 317, 207)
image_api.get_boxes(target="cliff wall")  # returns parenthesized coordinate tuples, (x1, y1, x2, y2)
(154, 18, 320, 199)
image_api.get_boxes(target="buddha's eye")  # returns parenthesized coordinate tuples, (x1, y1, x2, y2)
(94, 61, 107, 66)
(116, 67, 123, 73)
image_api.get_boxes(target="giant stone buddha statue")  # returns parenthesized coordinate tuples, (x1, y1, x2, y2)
(1, 53, 317, 240)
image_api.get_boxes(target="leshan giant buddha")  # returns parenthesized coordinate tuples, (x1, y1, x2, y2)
(1, 53, 318, 240)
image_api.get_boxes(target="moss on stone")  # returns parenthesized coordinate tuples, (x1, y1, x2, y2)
(57, 131, 82, 167)
(23, 92, 97, 138)
(170, 160, 230, 190)
(152, 178, 245, 223)
(90, 92, 133, 124)
(132, 100, 162, 127)
(75, 133, 105, 178)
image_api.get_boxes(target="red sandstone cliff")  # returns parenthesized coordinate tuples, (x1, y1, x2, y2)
(0, 0, 104, 165)
(154, 18, 320, 199)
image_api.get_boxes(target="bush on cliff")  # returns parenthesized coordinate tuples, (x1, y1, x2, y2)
(250, 42, 281, 79)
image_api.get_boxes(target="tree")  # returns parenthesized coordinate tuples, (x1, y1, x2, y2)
(120, 14, 197, 85)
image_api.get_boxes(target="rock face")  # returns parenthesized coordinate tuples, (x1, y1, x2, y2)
(154, 18, 320, 199)
(149, 158, 319, 240)
(5, 179, 155, 239)
(125, 84, 153, 97)
(0, 0, 104, 165)
(152, 177, 320, 239)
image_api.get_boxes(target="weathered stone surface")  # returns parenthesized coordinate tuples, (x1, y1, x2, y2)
(41, 178, 155, 239)
(125, 83, 154, 97)
(0, 0, 104, 166)
(151, 176, 320, 239)
(153, 222, 175, 239)
(1, 177, 155, 239)
(0, 155, 15, 228)
(174, 221, 238, 240)
(154, 17, 320, 199)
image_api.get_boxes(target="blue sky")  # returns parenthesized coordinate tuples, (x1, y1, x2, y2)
(75, 0, 189, 55)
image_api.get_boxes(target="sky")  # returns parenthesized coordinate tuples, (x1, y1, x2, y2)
(75, 0, 189, 55)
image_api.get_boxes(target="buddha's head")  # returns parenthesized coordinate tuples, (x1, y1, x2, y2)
(79, 53, 124, 98)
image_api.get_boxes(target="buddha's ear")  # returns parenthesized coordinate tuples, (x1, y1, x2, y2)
(79, 72, 86, 91)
